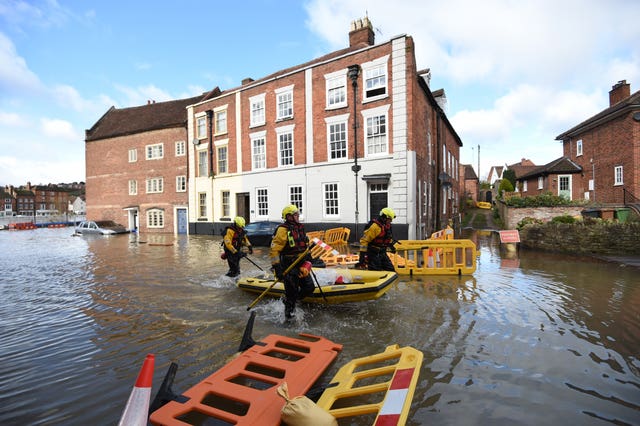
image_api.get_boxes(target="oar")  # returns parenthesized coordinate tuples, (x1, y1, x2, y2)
(246, 244, 314, 311)
(309, 268, 328, 303)
(241, 253, 266, 271)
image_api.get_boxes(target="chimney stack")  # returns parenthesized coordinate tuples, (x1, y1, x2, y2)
(349, 16, 375, 48)
(609, 80, 630, 107)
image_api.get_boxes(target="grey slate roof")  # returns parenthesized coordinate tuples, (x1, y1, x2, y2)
(517, 157, 582, 180)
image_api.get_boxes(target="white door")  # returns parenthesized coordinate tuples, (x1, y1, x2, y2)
(558, 175, 572, 200)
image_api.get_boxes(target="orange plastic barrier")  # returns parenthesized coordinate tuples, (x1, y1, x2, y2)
(149, 333, 342, 426)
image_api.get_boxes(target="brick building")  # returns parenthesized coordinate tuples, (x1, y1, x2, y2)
(556, 80, 640, 204)
(514, 157, 582, 198)
(85, 95, 213, 233)
(187, 17, 463, 239)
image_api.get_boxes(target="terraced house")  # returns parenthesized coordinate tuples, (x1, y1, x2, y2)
(85, 18, 463, 237)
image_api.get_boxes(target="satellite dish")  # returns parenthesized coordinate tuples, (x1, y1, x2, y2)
(633, 112, 640, 122)
(192, 138, 200, 146)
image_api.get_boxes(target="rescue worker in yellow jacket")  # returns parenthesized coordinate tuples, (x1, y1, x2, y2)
(269, 205, 314, 319)
(222, 216, 253, 277)
(356, 207, 397, 272)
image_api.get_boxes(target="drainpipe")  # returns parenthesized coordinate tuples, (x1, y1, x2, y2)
(207, 110, 214, 178)
(435, 115, 441, 231)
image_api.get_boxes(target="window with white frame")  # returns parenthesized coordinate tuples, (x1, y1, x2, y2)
(538, 176, 543, 189)
(176, 175, 186, 192)
(362, 105, 390, 156)
(614, 166, 623, 185)
(198, 150, 208, 177)
(251, 131, 266, 170)
(256, 188, 269, 217)
(214, 108, 227, 135)
(277, 125, 294, 167)
(250, 94, 265, 127)
(289, 185, 303, 216)
(146, 177, 164, 193)
(325, 114, 348, 160)
(147, 209, 164, 228)
(198, 192, 207, 217)
(576, 139, 583, 156)
(523, 181, 528, 192)
(323, 183, 339, 217)
(128, 148, 137, 162)
(362, 56, 389, 101)
(325, 71, 347, 109)
(217, 145, 228, 174)
(196, 115, 207, 139)
(128, 180, 137, 195)
(276, 85, 294, 120)
(175, 140, 185, 156)
(146, 143, 164, 160)
(221, 190, 230, 217)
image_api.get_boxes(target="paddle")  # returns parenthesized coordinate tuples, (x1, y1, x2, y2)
(246, 244, 314, 311)
(241, 252, 266, 271)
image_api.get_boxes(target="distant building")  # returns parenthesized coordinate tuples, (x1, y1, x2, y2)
(556, 80, 640, 204)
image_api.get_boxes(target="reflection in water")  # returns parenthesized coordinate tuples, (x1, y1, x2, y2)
(0, 228, 638, 425)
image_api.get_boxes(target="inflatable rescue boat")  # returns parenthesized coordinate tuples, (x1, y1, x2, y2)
(236, 268, 398, 304)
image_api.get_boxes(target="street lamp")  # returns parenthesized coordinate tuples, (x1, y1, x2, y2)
(348, 64, 361, 245)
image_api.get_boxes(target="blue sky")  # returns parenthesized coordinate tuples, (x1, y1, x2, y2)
(1, 0, 639, 186)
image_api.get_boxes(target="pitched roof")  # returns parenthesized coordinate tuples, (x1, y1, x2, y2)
(506, 158, 537, 179)
(462, 164, 478, 180)
(555, 89, 640, 140)
(85, 90, 218, 141)
(517, 157, 582, 180)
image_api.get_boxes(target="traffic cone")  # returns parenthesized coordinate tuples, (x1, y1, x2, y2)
(118, 353, 155, 426)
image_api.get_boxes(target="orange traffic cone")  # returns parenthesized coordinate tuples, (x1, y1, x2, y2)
(118, 353, 155, 426)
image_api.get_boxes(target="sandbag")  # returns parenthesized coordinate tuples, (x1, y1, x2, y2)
(277, 382, 337, 426)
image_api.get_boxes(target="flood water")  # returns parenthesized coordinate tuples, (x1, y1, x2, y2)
(0, 227, 638, 425)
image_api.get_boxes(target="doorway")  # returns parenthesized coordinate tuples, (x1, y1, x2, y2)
(236, 193, 250, 223)
(369, 183, 388, 221)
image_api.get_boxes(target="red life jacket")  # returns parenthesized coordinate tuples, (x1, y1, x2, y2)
(226, 225, 246, 250)
(370, 218, 393, 247)
(277, 221, 308, 255)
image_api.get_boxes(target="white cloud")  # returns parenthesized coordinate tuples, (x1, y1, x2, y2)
(0, 32, 41, 94)
(0, 111, 27, 126)
(113, 83, 174, 107)
(40, 118, 79, 140)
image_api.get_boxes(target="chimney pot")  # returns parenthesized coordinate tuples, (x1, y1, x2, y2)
(609, 80, 631, 107)
(349, 16, 375, 47)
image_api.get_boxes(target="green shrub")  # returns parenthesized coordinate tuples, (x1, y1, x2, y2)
(503, 191, 586, 207)
(551, 215, 576, 224)
(516, 216, 544, 230)
(498, 179, 514, 196)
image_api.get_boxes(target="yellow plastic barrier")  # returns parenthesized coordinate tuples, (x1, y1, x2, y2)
(316, 345, 423, 424)
(324, 227, 350, 245)
(429, 225, 454, 240)
(389, 239, 477, 276)
(306, 230, 325, 241)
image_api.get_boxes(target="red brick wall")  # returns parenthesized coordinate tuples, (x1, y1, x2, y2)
(86, 126, 188, 233)
(562, 112, 637, 204)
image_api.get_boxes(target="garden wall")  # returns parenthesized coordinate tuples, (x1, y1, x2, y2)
(518, 222, 640, 255)
(496, 200, 584, 229)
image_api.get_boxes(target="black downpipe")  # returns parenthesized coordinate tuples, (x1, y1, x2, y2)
(207, 110, 214, 177)
(435, 115, 442, 231)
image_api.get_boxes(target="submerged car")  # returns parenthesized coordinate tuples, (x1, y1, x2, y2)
(74, 220, 129, 235)
(243, 221, 280, 246)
